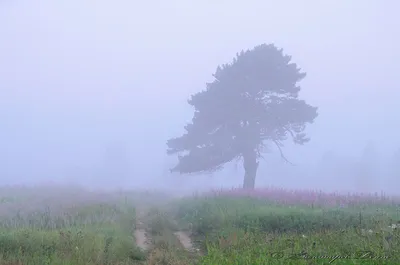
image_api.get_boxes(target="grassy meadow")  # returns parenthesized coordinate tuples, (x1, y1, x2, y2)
(0, 186, 149, 265)
(0, 185, 399, 264)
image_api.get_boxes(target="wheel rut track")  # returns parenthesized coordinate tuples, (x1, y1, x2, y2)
(134, 209, 195, 253)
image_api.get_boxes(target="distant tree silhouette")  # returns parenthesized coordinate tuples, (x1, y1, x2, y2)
(358, 141, 379, 192)
(316, 150, 338, 178)
(166, 44, 318, 189)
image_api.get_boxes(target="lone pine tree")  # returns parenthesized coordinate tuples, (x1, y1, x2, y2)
(167, 44, 318, 189)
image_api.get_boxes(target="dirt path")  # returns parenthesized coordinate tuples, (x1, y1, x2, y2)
(134, 210, 150, 251)
(170, 218, 195, 252)
(174, 231, 194, 251)
(134, 207, 196, 254)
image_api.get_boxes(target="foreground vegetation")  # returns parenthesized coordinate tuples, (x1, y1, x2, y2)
(0, 186, 148, 264)
(0, 186, 399, 264)
(172, 190, 400, 264)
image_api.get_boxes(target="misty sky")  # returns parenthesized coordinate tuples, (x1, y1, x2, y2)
(1, 1, 399, 191)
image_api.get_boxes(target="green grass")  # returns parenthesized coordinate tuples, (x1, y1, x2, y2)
(171, 195, 400, 265)
(0, 227, 144, 265)
(0, 189, 145, 265)
(1, 187, 400, 264)
(200, 229, 398, 265)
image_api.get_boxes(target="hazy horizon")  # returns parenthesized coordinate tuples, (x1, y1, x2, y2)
(1, 1, 399, 194)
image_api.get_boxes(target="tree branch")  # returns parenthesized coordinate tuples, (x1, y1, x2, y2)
(283, 126, 296, 139)
(272, 140, 294, 165)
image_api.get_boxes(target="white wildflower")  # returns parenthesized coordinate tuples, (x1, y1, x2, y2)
(361, 229, 373, 236)
(302, 234, 307, 238)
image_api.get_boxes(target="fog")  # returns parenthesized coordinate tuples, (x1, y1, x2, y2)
(1, 1, 399, 194)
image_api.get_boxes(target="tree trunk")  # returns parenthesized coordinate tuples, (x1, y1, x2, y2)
(242, 148, 259, 189)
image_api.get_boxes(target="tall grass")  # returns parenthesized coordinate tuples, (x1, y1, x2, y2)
(2, 185, 400, 264)
(0, 186, 144, 265)
(172, 188, 400, 265)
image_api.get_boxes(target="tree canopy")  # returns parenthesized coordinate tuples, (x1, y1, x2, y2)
(166, 44, 318, 188)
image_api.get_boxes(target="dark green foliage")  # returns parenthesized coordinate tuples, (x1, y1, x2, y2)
(167, 44, 318, 188)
